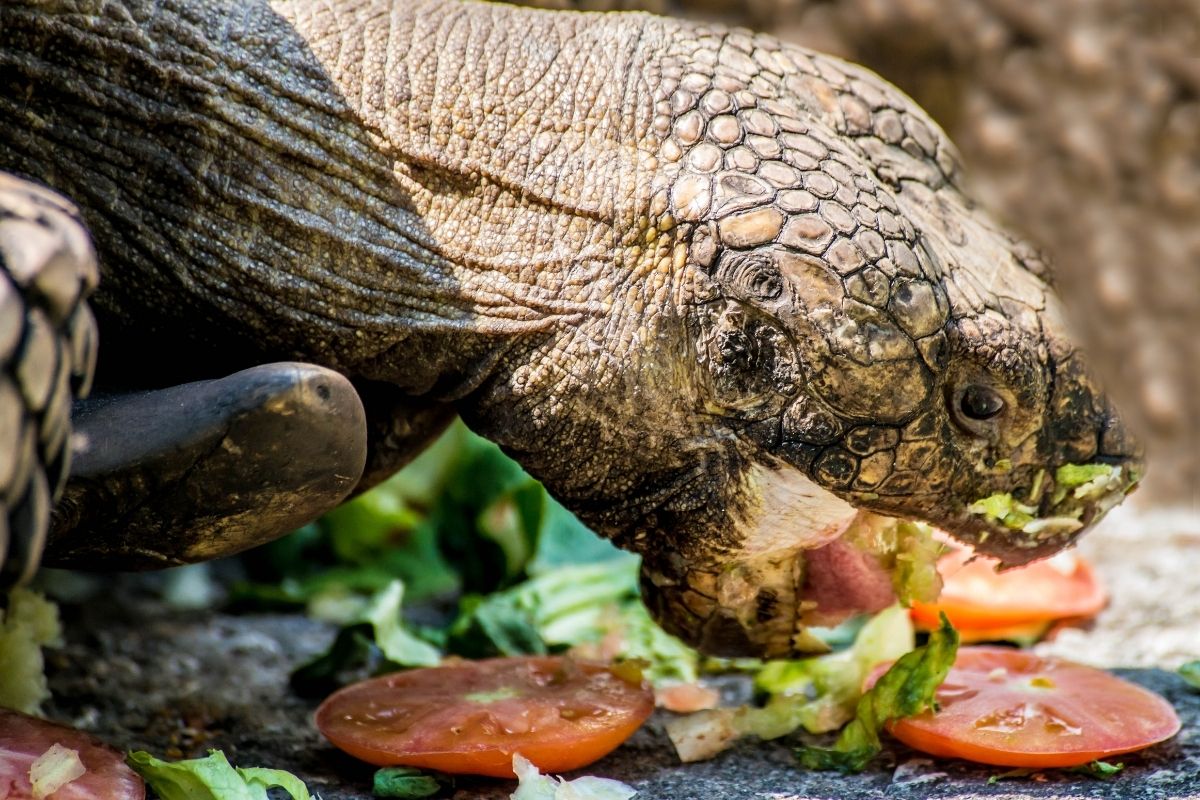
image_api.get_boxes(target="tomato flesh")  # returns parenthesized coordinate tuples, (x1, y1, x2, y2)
(0, 709, 145, 800)
(315, 656, 654, 777)
(911, 549, 1106, 632)
(869, 647, 1180, 768)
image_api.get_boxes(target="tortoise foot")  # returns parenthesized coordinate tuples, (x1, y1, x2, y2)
(45, 362, 367, 570)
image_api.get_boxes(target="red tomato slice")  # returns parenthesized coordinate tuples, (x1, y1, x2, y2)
(0, 709, 145, 800)
(911, 549, 1106, 631)
(867, 647, 1181, 768)
(315, 656, 654, 778)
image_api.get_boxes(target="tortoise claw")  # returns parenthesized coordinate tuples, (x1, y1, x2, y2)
(45, 362, 367, 570)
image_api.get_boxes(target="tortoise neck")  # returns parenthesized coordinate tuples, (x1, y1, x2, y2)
(0, 0, 664, 395)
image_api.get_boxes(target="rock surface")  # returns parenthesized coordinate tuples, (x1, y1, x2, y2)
(43, 583, 1200, 800)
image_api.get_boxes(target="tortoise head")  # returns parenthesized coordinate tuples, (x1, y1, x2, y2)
(626, 36, 1141, 657)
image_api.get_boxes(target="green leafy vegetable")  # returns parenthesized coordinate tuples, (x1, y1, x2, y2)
(668, 606, 914, 763)
(839, 517, 945, 605)
(510, 754, 636, 800)
(126, 750, 313, 800)
(986, 768, 1037, 784)
(967, 493, 1037, 531)
(1071, 760, 1125, 779)
(291, 579, 440, 696)
(752, 604, 915, 736)
(0, 588, 62, 714)
(795, 614, 959, 773)
(1178, 661, 1200, 689)
(987, 760, 1124, 783)
(447, 561, 638, 658)
(373, 766, 451, 798)
(601, 602, 699, 687)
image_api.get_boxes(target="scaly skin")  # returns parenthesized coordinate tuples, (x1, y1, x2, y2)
(0, 0, 1141, 656)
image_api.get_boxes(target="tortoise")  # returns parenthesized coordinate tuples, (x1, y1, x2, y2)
(0, 0, 1141, 658)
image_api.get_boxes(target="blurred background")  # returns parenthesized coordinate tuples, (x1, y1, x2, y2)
(522, 0, 1200, 511)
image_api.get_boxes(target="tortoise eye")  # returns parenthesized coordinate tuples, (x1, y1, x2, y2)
(959, 385, 1006, 421)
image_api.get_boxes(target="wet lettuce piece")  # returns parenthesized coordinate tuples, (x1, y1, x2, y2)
(0, 588, 62, 715)
(667, 605, 915, 762)
(510, 754, 636, 800)
(373, 766, 452, 798)
(290, 579, 441, 696)
(795, 614, 959, 773)
(968, 462, 1132, 540)
(840, 516, 945, 605)
(1179, 661, 1200, 689)
(126, 750, 313, 800)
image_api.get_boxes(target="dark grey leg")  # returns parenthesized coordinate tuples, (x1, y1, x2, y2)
(45, 363, 368, 570)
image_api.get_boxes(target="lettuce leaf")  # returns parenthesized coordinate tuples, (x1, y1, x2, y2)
(667, 605, 914, 762)
(126, 750, 313, 800)
(291, 578, 440, 695)
(510, 754, 636, 800)
(795, 613, 959, 773)
(1179, 661, 1200, 689)
(0, 588, 62, 715)
(373, 766, 451, 798)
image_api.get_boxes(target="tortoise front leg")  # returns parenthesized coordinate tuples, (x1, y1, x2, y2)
(0, 173, 97, 589)
(45, 363, 368, 570)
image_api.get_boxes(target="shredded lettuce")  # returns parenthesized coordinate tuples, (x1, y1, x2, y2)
(1179, 661, 1200, 689)
(126, 750, 313, 800)
(752, 605, 915, 735)
(510, 754, 636, 800)
(667, 605, 914, 762)
(29, 743, 86, 799)
(840, 516, 945, 605)
(969, 462, 1133, 541)
(291, 579, 440, 696)
(447, 561, 638, 658)
(600, 603, 699, 687)
(795, 613, 959, 773)
(0, 588, 63, 715)
(967, 493, 1037, 531)
(373, 766, 451, 798)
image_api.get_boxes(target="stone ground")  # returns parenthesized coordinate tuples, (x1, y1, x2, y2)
(38, 507, 1200, 800)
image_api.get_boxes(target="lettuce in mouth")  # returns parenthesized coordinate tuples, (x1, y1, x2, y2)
(968, 462, 1131, 541)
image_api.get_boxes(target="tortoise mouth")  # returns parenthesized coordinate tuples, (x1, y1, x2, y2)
(646, 459, 1139, 659)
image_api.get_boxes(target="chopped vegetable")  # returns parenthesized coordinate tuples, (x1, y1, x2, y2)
(373, 765, 450, 798)
(968, 462, 1134, 541)
(447, 561, 638, 658)
(874, 647, 1180, 767)
(510, 754, 636, 800)
(291, 579, 441, 696)
(29, 743, 86, 799)
(126, 750, 312, 800)
(910, 547, 1106, 636)
(1179, 661, 1200, 689)
(0, 588, 62, 715)
(838, 517, 945, 605)
(1072, 760, 1125, 779)
(795, 613, 959, 773)
(667, 605, 916, 763)
(315, 656, 654, 778)
(0, 708, 144, 799)
(967, 493, 1037, 531)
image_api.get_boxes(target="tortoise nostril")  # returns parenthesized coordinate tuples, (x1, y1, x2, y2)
(1097, 408, 1143, 462)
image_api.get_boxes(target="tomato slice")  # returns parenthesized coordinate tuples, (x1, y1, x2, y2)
(868, 647, 1180, 768)
(0, 708, 145, 800)
(911, 549, 1106, 631)
(315, 656, 654, 778)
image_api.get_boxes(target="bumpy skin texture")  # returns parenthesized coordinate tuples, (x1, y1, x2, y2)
(0, 0, 1141, 655)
